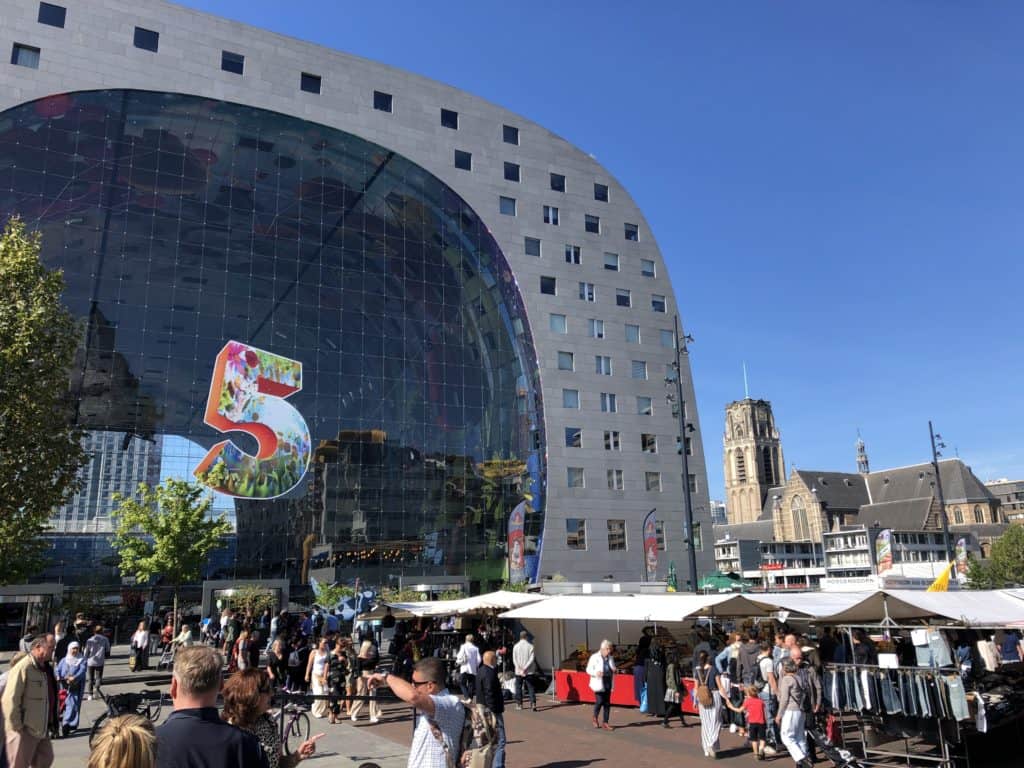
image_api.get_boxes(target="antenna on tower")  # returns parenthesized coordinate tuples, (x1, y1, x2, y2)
(742, 362, 749, 399)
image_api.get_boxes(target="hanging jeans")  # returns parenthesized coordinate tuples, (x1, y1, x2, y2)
(780, 709, 808, 763)
(944, 675, 969, 721)
(915, 675, 931, 717)
(879, 672, 902, 714)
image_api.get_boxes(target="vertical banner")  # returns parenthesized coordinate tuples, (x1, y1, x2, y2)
(875, 529, 893, 574)
(507, 500, 527, 584)
(643, 508, 658, 581)
(955, 538, 968, 582)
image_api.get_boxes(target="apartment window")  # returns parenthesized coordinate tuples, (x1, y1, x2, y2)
(454, 149, 472, 171)
(600, 393, 617, 413)
(641, 433, 657, 453)
(221, 50, 244, 75)
(567, 467, 585, 488)
(652, 294, 667, 313)
(604, 252, 619, 271)
(10, 44, 40, 69)
(595, 355, 612, 375)
(631, 360, 648, 380)
(566, 519, 587, 550)
(565, 427, 582, 448)
(499, 196, 517, 216)
(504, 162, 521, 182)
(607, 471, 624, 492)
(550, 173, 566, 192)
(659, 329, 675, 348)
(625, 222, 639, 241)
(38, 2, 66, 27)
(594, 183, 609, 202)
(585, 214, 601, 234)
(681, 436, 693, 456)
(373, 90, 393, 112)
(441, 108, 459, 129)
(646, 472, 662, 492)
(565, 244, 581, 265)
(655, 521, 667, 550)
(637, 396, 653, 416)
(543, 205, 560, 225)
(692, 521, 703, 550)
(973, 505, 984, 524)
(625, 324, 640, 343)
(588, 318, 605, 339)
(300, 72, 322, 94)
(525, 237, 541, 257)
(540, 276, 556, 295)
(578, 282, 595, 302)
(557, 351, 574, 371)
(953, 506, 963, 525)
(503, 124, 519, 145)
(688, 474, 698, 493)
(641, 259, 656, 278)
(616, 289, 631, 308)
(133, 27, 159, 52)
(550, 313, 567, 333)
(607, 519, 627, 550)
(562, 389, 579, 409)
(604, 430, 620, 450)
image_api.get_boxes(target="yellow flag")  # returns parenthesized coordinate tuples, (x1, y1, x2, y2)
(926, 561, 953, 592)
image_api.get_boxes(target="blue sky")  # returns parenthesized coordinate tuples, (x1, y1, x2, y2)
(181, 1, 1024, 498)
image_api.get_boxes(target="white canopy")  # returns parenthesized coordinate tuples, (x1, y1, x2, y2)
(745, 592, 876, 620)
(811, 589, 1024, 626)
(499, 592, 770, 622)
(360, 590, 547, 620)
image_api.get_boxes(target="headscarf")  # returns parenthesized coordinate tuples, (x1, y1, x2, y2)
(63, 641, 85, 673)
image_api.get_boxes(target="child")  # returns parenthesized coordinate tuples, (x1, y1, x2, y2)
(726, 685, 768, 760)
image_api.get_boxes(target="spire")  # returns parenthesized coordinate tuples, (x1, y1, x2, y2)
(742, 361, 749, 399)
(856, 429, 870, 474)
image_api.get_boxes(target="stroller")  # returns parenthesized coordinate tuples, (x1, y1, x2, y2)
(807, 723, 867, 768)
(156, 643, 176, 670)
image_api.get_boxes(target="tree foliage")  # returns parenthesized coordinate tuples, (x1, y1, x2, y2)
(312, 581, 354, 611)
(968, 525, 1024, 589)
(0, 217, 87, 583)
(227, 584, 279, 618)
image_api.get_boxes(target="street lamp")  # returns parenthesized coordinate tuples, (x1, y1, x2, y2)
(929, 421, 954, 561)
(665, 314, 699, 594)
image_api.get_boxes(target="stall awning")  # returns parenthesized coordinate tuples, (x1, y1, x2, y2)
(813, 589, 1024, 626)
(744, 592, 876, 620)
(359, 590, 547, 620)
(499, 592, 771, 622)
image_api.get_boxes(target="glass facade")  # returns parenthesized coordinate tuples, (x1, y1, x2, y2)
(0, 90, 545, 587)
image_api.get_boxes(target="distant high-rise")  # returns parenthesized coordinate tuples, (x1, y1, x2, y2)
(723, 399, 785, 524)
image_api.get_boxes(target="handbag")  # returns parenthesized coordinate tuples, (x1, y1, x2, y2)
(128, 649, 138, 672)
(695, 668, 714, 708)
(664, 689, 680, 704)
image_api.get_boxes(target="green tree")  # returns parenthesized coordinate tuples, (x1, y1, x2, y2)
(968, 525, 1024, 589)
(0, 217, 87, 583)
(312, 581, 354, 611)
(228, 584, 279, 619)
(112, 471, 232, 632)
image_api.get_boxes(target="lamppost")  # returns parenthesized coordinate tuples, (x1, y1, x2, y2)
(665, 315, 699, 594)
(929, 421, 954, 561)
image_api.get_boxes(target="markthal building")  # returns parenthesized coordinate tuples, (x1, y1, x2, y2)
(0, 0, 714, 590)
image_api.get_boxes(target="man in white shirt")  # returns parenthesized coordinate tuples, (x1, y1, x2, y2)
(512, 631, 538, 711)
(455, 635, 481, 700)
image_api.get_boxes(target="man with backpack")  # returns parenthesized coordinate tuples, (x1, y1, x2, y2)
(475, 651, 505, 768)
(791, 646, 822, 763)
(756, 642, 780, 756)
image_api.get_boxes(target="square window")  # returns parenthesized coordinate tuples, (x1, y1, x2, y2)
(588, 318, 604, 339)
(652, 294, 666, 313)
(562, 389, 579, 409)
(604, 252, 619, 271)
(557, 351, 574, 371)
(659, 329, 675, 348)
(38, 3, 66, 28)
(604, 430, 620, 450)
(441, 108, 459, 129)
(565, 245, 581, 265)
(641, 259, 656, 278)
(565, 427, 582, 448)
(133, 27, 159, 52)
(600, 392, 617, 413)
(503, 124, 519, 145)
(625, 324, 640, 343)
(567, 467, 585, 488)
(594, 183, 609, 202)
(616, 289, 631, 308)
(631, 360, 648, 380)
(625, 222, 639, 241)
(550, 313, 567, 333)
(595, 355, 612, 375)
(645, 472, 662, 492)
(641, 433, 657, 453)
(499, 196, 517, 216)
(454, 149, 472, 171)
(637, 396, 653, 416)
(504, 162, 520, 182)
(373, 90, 393, 112)
(301, 72, 322, 94)
(566, 519, 587, 550)
(607, 519, 627, 550)
(525, 237, 541, 257)
(578, 282, 595, 302)
(540, 276, 556, 295)
(607, 471, 624, 492)
(10, 43, 40, 69)
(655, 521, 667, 550)
(221, 50, 244, 75)
(689, 474, 699, 493)
(550, 173, 566, 192)
(543, 205, 560, 225)
(585, 214, 601, 234)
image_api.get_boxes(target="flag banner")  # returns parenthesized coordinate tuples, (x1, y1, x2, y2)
(508, 500, 527, 584)
(643, 509, 658, 581)
(955, 537, 968, 582)
(875, 529, 893, 574)
(927, 561, 953, 592)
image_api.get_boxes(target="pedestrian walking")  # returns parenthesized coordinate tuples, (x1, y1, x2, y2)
(694, 650, 722, 758)
(84, 626, 110, 701)
(306, 639, 331, 720)
(55, 642, 86, 736)
(586, 640, 616, 731)
(131, 621, 150, 671)
(512, 631, 538, 711)
(455, 635, 481, 700)
(476, 651, 506, 768)
(776, 659, 811, 768)
(1, 634, 56, 768)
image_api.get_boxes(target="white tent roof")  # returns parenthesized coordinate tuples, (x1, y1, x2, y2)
(361, 591, 547, 620)
(813, 589, 1024, 626)
(745, 592, 876, 620)
(499, 592, 769, 622)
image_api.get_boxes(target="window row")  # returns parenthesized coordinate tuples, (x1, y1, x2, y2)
(523, 238, 656, 276)
(539, 277, 665, 311)
(562, 429, 691, 455)
(565, 519, 703, 552)
(498, 200, 638, 241)
(566, 467, 663, 492)
(560, 389, 655, 416)
(556, 353, 659, 381)
(548, 314, 676, 348)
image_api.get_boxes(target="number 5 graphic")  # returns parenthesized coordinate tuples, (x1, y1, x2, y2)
(194, 340, 312, 499)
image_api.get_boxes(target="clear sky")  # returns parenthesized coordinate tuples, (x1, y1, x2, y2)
(180, 0, 1024, 499)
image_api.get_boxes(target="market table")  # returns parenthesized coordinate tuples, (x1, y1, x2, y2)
(554, 670, 699, 713)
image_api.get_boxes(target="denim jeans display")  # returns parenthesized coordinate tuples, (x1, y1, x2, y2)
(823, 664, 973, 723)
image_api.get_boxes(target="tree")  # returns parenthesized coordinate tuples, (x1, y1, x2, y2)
(228, 584, 279, 619)
(968, 526, 1024, 589)
(0, 217, 88, 583)
(312, 581, 354, 611)
(112, 470, 233, 632)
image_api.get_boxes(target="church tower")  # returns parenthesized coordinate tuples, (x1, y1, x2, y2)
(723, 399, 785, 524)
(856, 433, 870, 474)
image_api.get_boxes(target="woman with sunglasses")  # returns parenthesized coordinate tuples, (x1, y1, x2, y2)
(222, 668, 324, 768)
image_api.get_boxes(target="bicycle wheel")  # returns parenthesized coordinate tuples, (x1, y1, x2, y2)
(284, 711, 311, 755)
(139, 695, 162, 724)
(88, 712, 109, 747)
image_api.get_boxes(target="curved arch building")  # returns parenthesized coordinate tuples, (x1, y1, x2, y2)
(0, 0, 714, 587)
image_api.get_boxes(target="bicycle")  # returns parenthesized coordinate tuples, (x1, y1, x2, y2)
(271, 701, 311, 755)
(89, 689, 164, 746)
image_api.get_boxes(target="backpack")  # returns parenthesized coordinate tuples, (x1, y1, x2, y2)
(288, 650, 301, 667)
(795, 666, 813, 713)
(313, 612, 325, 634)
(695, 667, 714, 708)
(753, 656, 769, 692)
(430, 701, 498, 768)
